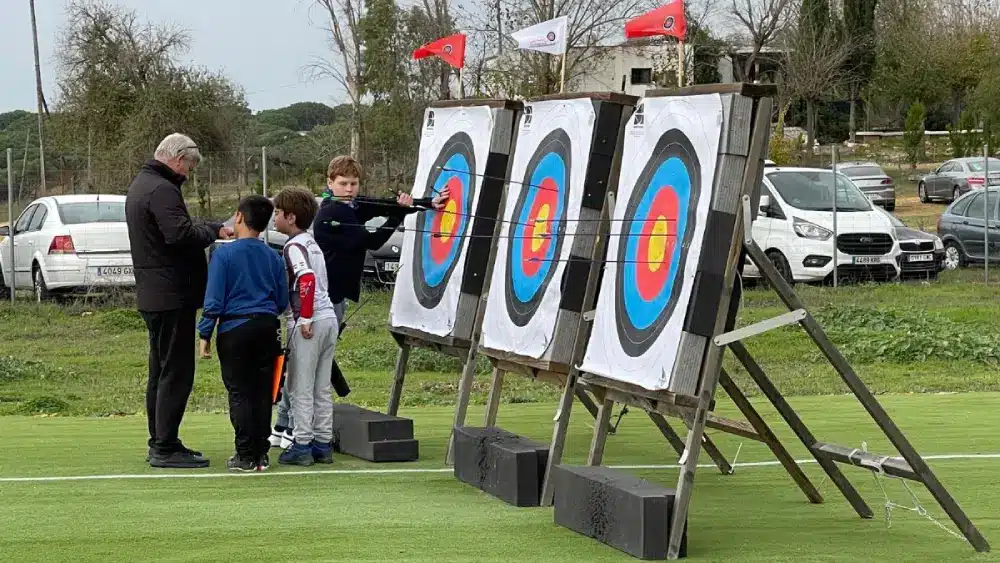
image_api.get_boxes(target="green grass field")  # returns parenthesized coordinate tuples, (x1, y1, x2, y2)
(3, 257, 1000, 560)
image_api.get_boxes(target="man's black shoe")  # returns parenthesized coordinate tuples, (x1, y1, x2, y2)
(146, 443, 204, 463)
(149, 450, 210, 469)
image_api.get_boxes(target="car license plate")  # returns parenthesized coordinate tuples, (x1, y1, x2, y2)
(384, 261, 401, 273)
(852, 256, 883, 265)
(95, 266, 133, 277)
(907, 253, 934, 262)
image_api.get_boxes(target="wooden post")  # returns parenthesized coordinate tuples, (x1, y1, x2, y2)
(445, 344, 480, 465)
(666, 95, 772, 560)
(676, 41, 685, 87)
(387, 344, 410, 416)
(483, 368, 505, 426)
(587, 396, 614, 465)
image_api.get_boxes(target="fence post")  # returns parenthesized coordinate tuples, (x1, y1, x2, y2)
(985, 144, 990, 285)
(262, 146, 269, 246)
(6, 148, 14, 304)
(831, 144, 839, 288)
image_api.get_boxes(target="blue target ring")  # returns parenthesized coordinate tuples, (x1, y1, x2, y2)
(412, 132, 476, 309)
(615, 129, 701, 357)
(505, 128, 571, 327)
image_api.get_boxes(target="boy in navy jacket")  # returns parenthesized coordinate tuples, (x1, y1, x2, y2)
(198, 195, 288, 472)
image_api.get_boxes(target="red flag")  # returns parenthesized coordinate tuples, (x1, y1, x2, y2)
(413, 33, 467, 69)
(625, 1, 687, 41)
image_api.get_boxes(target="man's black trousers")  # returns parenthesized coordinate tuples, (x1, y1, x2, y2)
(217, 317, 281, 459)
(141, 308, 197, 455)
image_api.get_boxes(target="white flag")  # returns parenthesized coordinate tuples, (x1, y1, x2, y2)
(511, 16, 569, 56)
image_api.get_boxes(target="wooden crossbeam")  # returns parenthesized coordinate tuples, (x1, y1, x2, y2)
(811, 443, 917, 480)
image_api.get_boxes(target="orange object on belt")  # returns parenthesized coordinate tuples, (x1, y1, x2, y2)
(272, 353, 286, 404)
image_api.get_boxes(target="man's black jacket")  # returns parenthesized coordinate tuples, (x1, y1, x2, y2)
(125, 160, 222, 312)
(313, 196, 430, 304)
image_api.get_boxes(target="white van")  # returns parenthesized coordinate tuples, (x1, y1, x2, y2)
(743, 166, 902, 283)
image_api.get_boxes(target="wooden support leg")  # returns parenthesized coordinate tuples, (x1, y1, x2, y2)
(649, 411, 733, 474)
(540, 372, 579, 506)
(387, 344, 410, 416)
(483, 367, 504, 427)
(730, 341, 873, 517)
(445, 346, 479, 465)
(574, 386, 601, 419)
(587, 397, 615, 466)
(719, 368, 823, 503)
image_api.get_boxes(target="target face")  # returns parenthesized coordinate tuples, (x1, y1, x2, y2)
(615, 129, 701, 357)
(412, 132, 476, 309)
(504, 128, 572, 327)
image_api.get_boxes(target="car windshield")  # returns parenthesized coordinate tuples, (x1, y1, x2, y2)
(966, 158, 1000, 172)
(840, 165, 883, 178)
(767, 171, 872, 212)
(57, 201, 126, 224)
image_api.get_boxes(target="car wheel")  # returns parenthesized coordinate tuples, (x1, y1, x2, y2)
(953, 187, 961, 202)
(918, 182, 928, 203)
(32, 264, 52, 302)
(944, 242, 966, 270)
(765, 250, 794, 286)
(885, 201, 895, 212)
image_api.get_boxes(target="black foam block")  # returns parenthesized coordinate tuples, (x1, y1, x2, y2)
(332, 404, 419, 462)
(553, 465, 688, 560)
(558, 256, 590, 313)
(683, 270, 726, 337)
(591, 101, 626, 156)
(461, 152, 509, 296)
(453, 426, 550, 507)
(696, 210, 738, 276)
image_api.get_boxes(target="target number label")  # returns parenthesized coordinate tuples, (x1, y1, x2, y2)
(505, 128, 571, 327)
(412, 132, 476, 309)
(615, 129, 701, 357)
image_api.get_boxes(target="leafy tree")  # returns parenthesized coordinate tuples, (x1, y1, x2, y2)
(842, 0, 877, 142)
(903, 101, 925, 167)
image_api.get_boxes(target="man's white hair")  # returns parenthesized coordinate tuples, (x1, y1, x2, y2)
(154, 133, 202, 165)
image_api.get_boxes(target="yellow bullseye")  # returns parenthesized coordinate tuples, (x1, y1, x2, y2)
(531, 204, 551, 252)
(647, 216, 668, 271)
(438, 199, 458, 242)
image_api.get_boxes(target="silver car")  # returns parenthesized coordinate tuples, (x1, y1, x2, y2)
(834, 161, 896, 211)
(918, 157, 1000, 203)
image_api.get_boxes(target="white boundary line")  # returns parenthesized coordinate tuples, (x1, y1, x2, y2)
(3, 453, 1000, 484)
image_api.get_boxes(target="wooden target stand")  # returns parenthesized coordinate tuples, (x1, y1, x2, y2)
(552, 84, 989, 559)
(386, 99, 522, 464)
(475, 91, 738, 501)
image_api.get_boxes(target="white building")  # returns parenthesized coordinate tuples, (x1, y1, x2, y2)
(567, 42, 692, 97)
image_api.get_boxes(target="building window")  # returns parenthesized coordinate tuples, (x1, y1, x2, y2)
(630, 68, 653, 85)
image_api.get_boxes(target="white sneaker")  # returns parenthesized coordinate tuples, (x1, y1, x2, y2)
(269, 428, 293, 449)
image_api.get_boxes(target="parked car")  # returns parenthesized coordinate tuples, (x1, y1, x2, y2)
(935, 187, 1000, 270)
(743, 166, 902, 284)
(875, 207, 945, 279)
(918, 157, 1000, 203)
(206, 197, 403, 285)
(833, 161, 895, 211)
(0, 195, 134, 301)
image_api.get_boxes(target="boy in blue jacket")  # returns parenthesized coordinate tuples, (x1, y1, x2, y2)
(198, 195, 288, 472)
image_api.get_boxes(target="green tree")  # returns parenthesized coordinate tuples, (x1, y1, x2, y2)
(903, 101, 926, 167)
(842, 0, 877, 142)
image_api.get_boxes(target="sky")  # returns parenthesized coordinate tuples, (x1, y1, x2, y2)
(0, 0, 347, 113)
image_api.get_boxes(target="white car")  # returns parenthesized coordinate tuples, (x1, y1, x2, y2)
(0, 195, 134, 301)
(743, 166, 902, 283)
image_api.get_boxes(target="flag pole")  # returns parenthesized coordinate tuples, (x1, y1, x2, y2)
(677, 40, 685, 87)
(458, 66, 465, 99)
(559, 51, 567, 93)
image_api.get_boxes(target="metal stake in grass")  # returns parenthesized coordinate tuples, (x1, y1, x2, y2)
(984, 144, 989, 285)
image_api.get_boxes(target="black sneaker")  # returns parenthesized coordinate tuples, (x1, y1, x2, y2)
(149, 450, 211, 469)
(227, 454, 259, 472)
(257, 453, 270, 472)
(146, 443, 204, 462)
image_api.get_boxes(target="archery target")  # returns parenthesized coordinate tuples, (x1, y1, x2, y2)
(412, 132, 475, 309)
(504, 128, 571, 327)
(615, 129, 700, 357)
(580, 93, 723, 391)
(390, 106, 494, 337)
(481, 98, 596, 359)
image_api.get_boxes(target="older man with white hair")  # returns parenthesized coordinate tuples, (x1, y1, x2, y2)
(126, 133, 234, 469)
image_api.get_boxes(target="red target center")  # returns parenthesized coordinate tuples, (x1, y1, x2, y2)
(429, 176, 463, 263)
(635, 187, 679, 301)
(521, 178, 558, 277)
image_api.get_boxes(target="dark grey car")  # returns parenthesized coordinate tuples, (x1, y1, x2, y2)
(918, 157, 1000, 203)
(935, 187, 1000, 269)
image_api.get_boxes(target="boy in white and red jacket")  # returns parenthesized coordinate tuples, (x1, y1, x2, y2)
(272, 187, 339, 466)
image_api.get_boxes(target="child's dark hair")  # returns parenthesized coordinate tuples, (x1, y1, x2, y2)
(237, 195, 274, 233)
(273, 187, 318, 230)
